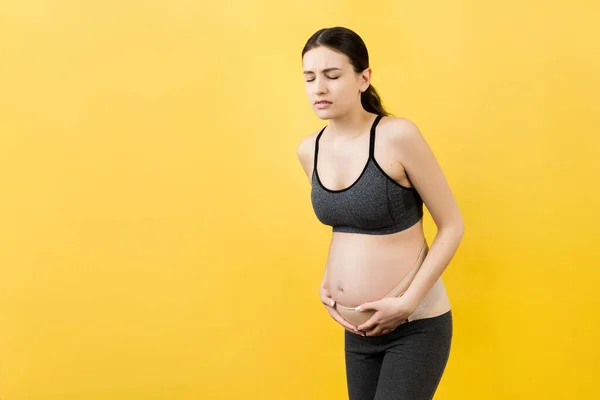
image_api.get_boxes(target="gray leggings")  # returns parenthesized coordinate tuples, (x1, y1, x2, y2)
(344, 310, 453, 400)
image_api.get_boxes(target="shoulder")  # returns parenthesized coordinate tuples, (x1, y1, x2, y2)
(378, 116, 429, 156)
(379, 116, 423, 143)
(296, 129, 322, 180)
(296, 128, 321, 163)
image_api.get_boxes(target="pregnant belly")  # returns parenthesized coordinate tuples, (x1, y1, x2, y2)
(324, 235, 428, 308)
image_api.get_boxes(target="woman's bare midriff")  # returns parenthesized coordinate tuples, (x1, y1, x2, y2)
(324, 219, 429, 308)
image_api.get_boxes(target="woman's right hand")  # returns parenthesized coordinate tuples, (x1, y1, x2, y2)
(320, 280, 359, 333)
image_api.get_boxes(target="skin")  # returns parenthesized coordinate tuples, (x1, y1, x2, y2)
(296, 46, 464, 336)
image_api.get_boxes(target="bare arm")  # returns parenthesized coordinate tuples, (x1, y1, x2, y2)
(296, 133, 329, 277)
(296, 134, 317, 186)
(390, 118, 465, 307)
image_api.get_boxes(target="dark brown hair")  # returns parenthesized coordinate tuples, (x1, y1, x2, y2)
(302, 27, 391, 116)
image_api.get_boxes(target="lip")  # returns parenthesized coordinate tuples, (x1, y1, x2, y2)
(314, 100, 332, 109)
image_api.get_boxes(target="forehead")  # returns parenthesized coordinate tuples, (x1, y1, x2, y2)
(302, 46, 349, 71)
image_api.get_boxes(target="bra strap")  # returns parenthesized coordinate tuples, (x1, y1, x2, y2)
(369, 114, 384, 159)
(314, 126, 327, 171)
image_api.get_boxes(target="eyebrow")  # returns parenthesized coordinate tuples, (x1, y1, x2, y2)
(303, 67, 342, 75)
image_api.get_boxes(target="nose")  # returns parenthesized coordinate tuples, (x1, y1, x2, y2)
(313, 77, 328, 96)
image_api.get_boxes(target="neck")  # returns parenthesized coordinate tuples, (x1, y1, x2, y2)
(326, 110, 377, 138)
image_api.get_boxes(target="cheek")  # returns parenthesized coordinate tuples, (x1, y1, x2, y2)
(304, 83, 312, 97)
(335, 81, 359, 101)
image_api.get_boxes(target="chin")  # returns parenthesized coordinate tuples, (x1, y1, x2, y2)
(314, 110, 334, 120)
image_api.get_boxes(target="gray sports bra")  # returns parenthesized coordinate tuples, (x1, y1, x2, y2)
(311, 115, 424, 235)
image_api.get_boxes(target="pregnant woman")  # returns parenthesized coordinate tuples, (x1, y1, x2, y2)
(296, 27, 465, 400)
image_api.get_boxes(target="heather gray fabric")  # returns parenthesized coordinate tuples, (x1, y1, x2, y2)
(311, 115, 424, 235)
(344, 311, 453, 400)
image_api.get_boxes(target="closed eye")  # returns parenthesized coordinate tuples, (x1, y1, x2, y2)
(306, 76, 340, 82)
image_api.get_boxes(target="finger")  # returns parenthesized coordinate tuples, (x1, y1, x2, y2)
(377, 327, 391, 336)
(356, 312, 380, 332)
(331, 311, 359, 332)
(326, 306, 359, 332)
(371, 323, 400, 336)
(321, 295, 336, 307)
(347, 329, 364, 336)
(366, 326, 386, 336)
(355, 300, 379, 312)
(333, 315, 359, 332)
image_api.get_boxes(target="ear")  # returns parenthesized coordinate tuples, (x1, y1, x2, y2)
(359, 67, 372, 93)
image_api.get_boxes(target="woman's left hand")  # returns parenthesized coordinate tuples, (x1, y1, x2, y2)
(355, 296, 418, 336)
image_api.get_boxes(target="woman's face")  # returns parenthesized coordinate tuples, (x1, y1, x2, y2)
(302, 46, 370, 119)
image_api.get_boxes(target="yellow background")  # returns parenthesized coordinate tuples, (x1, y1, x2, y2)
(1, 1, 599, 399)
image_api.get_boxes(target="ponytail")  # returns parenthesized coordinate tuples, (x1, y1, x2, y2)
(361, 85, 391, 116)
